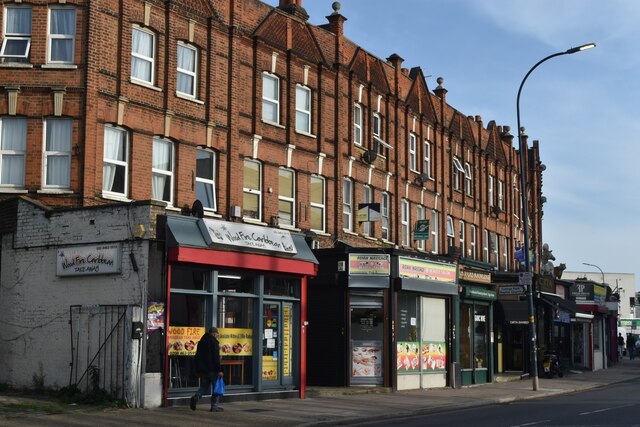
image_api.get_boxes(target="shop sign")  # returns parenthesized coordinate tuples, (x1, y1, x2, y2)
(398, 257, 456, 283)
(458, 267, 491, 284)
(349, 254, 390, 276)
(413, 219, 430, 240)
(218, 328, 253, 356)
(200, 219, 297, 255)
(357, 203, 381, 222)
(168, 326, 205, 356)
(56, 243, 122, 276)
(594, 284, 606, 303)
(570, 282, 594, 301)
(463, 285, 496, 300)
(497, 285, 525, 296)
(537, 276, 555, 294)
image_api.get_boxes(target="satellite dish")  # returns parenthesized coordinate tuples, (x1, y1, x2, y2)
(191, 200, 204, 218)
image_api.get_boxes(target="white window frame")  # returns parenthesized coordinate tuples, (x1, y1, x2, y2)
(151, 137, 174, 205)
(489, 175, 495, 207)
(362, 185, 372, 236)
(498, 179, 504, 210)
(196, 148, 217, 211)
(262, 72, 280, 124)
(353, 103, 363, 146)
(409, 132, 417, 172)
(131, 26, 156, 85)
(493, 233, 499, 268)
(459, 220, 465, 255)
(470, 225, 477, 259)
(310, 175, 325, 233)
(373, 113, 383, 154)
(446, 216, 455, 248)
(483, 229, 489, 263)
(503, 236, 509, 271)
(343, 177, 353, 232)
(177, 42, 197, 98)
(0, 6, 31, 60)
(381, 192, 390, 241)
(102, 125, 129, 198)
(464, 162, 472, 195)
(424, 140, 431, 179)
(401, 199, 410, 247)
(431, 210, 439, 254)
(295, 85, 311, 133)
(47, 6, 76, 64)
(416, 205, 426, 250)
(513, 174, 521, 219)
(0, 116, 27, 188)
(453, 157, 464, 191)
(242, 159, 262, 221)
(278, 168, 296, 227)
(43, 118, 72, 189)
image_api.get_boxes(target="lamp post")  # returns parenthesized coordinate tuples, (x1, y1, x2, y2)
(516, 42, 595, 391)
(582, 262, 605, 284)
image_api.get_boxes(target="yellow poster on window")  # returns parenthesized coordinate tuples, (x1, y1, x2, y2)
(218, 328, 253, 356)
(262, 356, 278, 380)
(168, 326, 205, 356)
(283, 306, 291, 376)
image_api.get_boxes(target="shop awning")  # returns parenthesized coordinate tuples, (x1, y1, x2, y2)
(497, 300, 530, 325)
(539, 293, 577, 313)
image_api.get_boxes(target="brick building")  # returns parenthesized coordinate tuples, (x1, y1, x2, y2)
(0, 0, 544, 405)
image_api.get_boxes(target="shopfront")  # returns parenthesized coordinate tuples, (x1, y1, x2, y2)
(458, 264, 495, 385)
(494, 277, 529, 374)
(570, 279, 608, 371)
(161, 215, 318, 405)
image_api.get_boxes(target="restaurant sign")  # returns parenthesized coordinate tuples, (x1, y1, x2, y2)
(398, 257, 456, 283)
(458, 267, 491, 284)
(56, 243, 122, 276)
(200, 219, 296, 255)
(349, 254, 390, 276)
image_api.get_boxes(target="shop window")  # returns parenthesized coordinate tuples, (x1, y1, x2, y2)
(460, 304, 472, 369)
(420, 297, 447, 372)
(473, 305, 488, 368)
(217, 295, 255, 386)
(243, 159, 262, 221)
(310, 175, 325, 232)
(48, 7, 76, 64)
(196, 148, 217, 211)
(171, 266, 208, 291)
(44, 118, 72, 189)
(278, 168, 295, 227)
(217, 271, 257, 294)
(103, 125, 129, 198)
(396, 293, 419, 373)
(264, 276, 299, 298)
(0, 116, 27, 188)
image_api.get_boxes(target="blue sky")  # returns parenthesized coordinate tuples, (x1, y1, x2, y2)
(264, 0, 639, 289)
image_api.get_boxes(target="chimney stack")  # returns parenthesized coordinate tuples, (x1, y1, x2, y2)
(434, 77, 447, 102)
(278, 0, 309, 21)
(325, 2, 346, 36)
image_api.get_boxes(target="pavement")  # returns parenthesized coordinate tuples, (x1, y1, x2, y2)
(2, 358, 640, 426)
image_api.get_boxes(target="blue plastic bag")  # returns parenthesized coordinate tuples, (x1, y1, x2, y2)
(213, 377, 225, 396)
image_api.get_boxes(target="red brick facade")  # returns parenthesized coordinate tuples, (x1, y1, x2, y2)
(0, 0, 544, 271)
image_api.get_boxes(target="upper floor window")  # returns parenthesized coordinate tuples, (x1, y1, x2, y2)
(513, 174, 521, 218)
(502, 236, 509, 271)
(401, 199, 410, 247)
(488, 175, 495, 207)
(470, 225, 477, 259)
(295, 85, 311, 133)
(243, 159, 262, 221)
(0, 6, 31, 62)
(498, 179, 504, 210)
(424, 141, 431, 179)
(446, 216, 455, 249)
(373, 113, 383, 154)
(483, 229, 489, 263)
(131, 26, 155, 85)
(0, 117, 26, 188)
(416, 205, 426, 250)
(278, 168, 295, 227)
(103, 126, 129, 197)
(459, 220, 465, 255)
(177, 43, 197, 98)
(343, 177, 353, 232)
(44, 118, 72, 189)
(464, 162, 472, 195)
(353, 104, 363, 145)
(492, 233, 499, 268)
(362, 185, 372, 237)
(196, 148, 216, 211)
(409, 133, 417, 172)
(381, 192, 390, 241)
(431, 210, 439, 254)
(310, 175, 325, 232)
(453, 157, 464, 191)
(48, 7, 76, 63)
(262, 73, 279, 124)
(152, 137, 174, 204)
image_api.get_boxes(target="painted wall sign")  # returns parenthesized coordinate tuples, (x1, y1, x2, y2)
(200, 219, 297, 255)
(497, 285, 525, 296)
(398, 257, 456, 283)
(349, 254, 390, 276)
(458, 267, 491, 284)
(56, 243, 122, 276)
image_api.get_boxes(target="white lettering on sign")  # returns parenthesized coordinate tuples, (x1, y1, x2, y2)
(474, 315, 486, 322)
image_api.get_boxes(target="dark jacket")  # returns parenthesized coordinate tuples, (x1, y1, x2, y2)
(194, 332, 222, 376)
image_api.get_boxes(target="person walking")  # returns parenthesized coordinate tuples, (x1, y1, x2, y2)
(618, 333, 625, 359)
(190, 327, 224, 412)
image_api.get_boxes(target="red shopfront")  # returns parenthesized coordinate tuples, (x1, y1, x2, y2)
(161, 215, 318, 406)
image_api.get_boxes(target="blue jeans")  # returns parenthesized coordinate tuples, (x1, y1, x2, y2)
(193, 373, 221, 408)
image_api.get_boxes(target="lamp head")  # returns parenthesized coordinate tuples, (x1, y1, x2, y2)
(566, 43, 596, 54)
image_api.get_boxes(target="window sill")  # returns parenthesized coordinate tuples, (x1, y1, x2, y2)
(242, 218, 267, 226)
(381, 239, 394, 245)
(0, 188, 28, 194)
(311, 230, 330, 236)
(37, 189, 73, 194)
(203, 210, 222, 219)
(279, 224, 301, 232)
(0, 62, 33, 69)
(164, 206, 181, 213)
(130, 79, 162, 92)
(262, 120, 285, 129)
(363, 235, 377, 241)
(102, 193, 131, 202)
(176, 92, 204, 104)
(41, 63, 77, 70)
(294, 130, 316, 139)
(343, 229, 358, 236)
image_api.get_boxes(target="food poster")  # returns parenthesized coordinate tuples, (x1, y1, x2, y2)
(421, 341, 447, 371)
(218, 328, 253, 356)
(262, 356, 278, 380)
(147, 301, 165, 332)
(168, 326, 205, 356)
(352, 341, 382, 377)
(283, 305, 291, 377)
(396, 342, 420, 372)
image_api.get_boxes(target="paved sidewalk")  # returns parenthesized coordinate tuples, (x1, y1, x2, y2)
(3, 359, 640, 426)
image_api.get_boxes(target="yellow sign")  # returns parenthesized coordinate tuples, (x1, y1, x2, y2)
(218, 328, 253, 356)
(168, 326, 205, 356)
(283, 306, 291, 377)
(262, 356, 278, 380)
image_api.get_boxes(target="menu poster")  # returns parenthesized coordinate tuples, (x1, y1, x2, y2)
(352, 342, 382, 377)
(168, 326, 205, 356)
(396, 342, 420, 372)
(283, 305, 291, 377)
(421, 341, 447, 371)
(262, 356, 278, 380)
(147, 301, 165, 333)
(218, 328, 253, 356)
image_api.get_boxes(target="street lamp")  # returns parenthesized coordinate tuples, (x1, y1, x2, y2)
(582, 262, 605, 284)
(516, 42, 595, 391)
